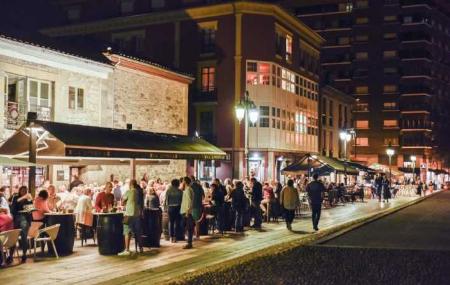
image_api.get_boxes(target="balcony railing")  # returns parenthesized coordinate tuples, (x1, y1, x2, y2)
(193, 89, 218, 103)
(5, 101, 52, 130)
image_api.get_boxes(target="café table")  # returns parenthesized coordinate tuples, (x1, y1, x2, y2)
(94, 212, 124, 255)
(44, 212, 76, 256)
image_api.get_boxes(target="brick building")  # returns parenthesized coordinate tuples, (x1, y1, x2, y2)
(42, 1, 324, 181)
(278, 0, 450, 181)
(0, 34, 193, 186)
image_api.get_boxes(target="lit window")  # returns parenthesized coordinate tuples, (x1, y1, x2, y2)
(384, 137, 399, 145)
(383, 102, 397, 110)
(383, 50, 397, 58)
(286, 34, 293, 62)
(384, 15, 397, 22)
(355, 17, 369, 25)
(355, 86, 369, 94)
(201, 67, 215, 92)
(384, 33, 397, 40)
(355, 52, 368, 60)
(356, 120, 369, 129)
(68, 87, 84, 110)
(354, 35, 369, 42)
(338, 37, 350, 45)
(356, 137, 369, 146)
(383, 85, 398, 93)
(356, 103, 369, 111)
(383, 120, 398, 128)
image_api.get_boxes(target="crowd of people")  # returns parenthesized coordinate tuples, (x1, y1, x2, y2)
(1, 170, 440, 265)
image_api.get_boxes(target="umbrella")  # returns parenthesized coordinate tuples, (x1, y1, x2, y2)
(0, 156, 37, 167)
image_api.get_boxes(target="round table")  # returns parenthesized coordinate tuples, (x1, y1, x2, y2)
(94, 212, 125, 255)
(44, 213, 76, 256)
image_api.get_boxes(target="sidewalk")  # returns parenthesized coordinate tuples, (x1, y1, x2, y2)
(0, 195, 422, 285)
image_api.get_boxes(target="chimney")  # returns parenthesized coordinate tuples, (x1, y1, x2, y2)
(126, 123, 132, 130)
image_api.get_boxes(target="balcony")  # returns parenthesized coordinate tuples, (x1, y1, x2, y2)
(5, 101, 52, 130)
(192, 89, 218, 103)
(400, 103, 431, 113)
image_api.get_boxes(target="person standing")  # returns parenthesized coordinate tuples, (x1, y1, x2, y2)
(180, 177, 195, 249)
(164, 179, 183, 243)
(211, 182, 225, 234)
(231, 181, 246, 233)
(280, 179, 300, 230)
(382, 177, 391, 203)
(249, 177, 263, 229)
(10, 186, 33, 263)
(190, 176, 205, 240)
(417, 181, 423, 196)
(118, 179, 144, 256)
(306, 174, 325, 231)
(95, 182, 115, 212)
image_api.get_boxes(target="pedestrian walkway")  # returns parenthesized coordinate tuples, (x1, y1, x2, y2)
(0, 195, 421, 285)
(322, 190, 450, 250)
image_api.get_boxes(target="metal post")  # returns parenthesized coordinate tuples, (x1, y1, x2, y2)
(244, 93, 249, 179)
(28, 127, 36, 198)
(412, 162, 415, 184)
(343, 137, 347, 185)
(389, 156, 392, 185)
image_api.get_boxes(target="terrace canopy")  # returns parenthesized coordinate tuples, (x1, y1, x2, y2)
(0, 120, 226, 166)
(281, 154, 359, 175)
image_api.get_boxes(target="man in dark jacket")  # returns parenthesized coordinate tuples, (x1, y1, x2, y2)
(231, 181, 246, 232)
(306, 173, 325, 231)
(249, 177, 263, 229)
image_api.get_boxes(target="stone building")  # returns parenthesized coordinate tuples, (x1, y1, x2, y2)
(0, 35, 193, 187)
(42, 1, 324, 182)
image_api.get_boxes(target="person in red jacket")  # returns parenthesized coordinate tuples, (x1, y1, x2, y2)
(95, 182, 115, 212)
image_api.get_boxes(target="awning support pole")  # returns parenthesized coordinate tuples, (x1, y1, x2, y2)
(27, 114, 37, 198)
(130, 158, 136, 180)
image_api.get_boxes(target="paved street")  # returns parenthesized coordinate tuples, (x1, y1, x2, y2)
(322, 190, 450, 250)
(0, 195, 421, 285)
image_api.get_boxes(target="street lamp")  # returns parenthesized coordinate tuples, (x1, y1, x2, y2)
(340, 130, 352, 185)
(386, 144, 395, 184)
(411, 155, 417, 184)
(235, 91, 259, 178)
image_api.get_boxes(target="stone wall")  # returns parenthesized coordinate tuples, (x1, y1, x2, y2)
(112, 67, 188, 135)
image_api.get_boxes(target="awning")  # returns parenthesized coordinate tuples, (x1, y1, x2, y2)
(0, 156, 36, 167)
(369, 163, 404, 176)
(0, 120, 226, 164)
(398, 167, 420, 174)
(342, 160, 376, 173)
(282, 154, 359, 175)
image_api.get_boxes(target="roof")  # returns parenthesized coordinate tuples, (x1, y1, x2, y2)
(0, 120, 226, 161)
(282, 154, 359, 175)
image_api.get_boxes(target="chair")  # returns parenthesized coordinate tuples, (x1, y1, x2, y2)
(27, 221, 43, 255)
(34, 224, 60, 259)
(0, 229, 21, 266)
(77, 223, 96, 247)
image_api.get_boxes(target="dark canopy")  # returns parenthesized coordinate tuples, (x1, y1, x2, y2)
(281, 154, 359, 175)
(0, 120, 226, 161)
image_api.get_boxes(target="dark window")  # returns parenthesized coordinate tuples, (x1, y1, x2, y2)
(201, 28, 216, 53)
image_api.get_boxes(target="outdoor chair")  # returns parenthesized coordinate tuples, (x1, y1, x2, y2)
(0, 229, 21, 266)
(27, 221, 43, 255)
(77, 223, 96, 247)
(34, 224, 60, 259)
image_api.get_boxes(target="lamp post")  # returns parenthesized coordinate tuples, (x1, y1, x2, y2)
(235, 91, 259, 179)
(411, 155, 417, 184)
(386, 144, 395, 185)
(340, 130, 351, 185)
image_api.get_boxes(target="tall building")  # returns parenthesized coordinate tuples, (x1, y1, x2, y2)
(42, 1, 324, 181)
(280, 0, 450, 180)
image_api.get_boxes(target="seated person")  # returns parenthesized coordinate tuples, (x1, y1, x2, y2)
(32, 190, 52, 222)
(260, 182, 275, 215)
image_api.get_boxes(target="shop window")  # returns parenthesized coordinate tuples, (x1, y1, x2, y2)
(356, 120, 369, 129)
(356, 137, 369, 146)
(201, 67, 216, 92)
(68, 87, 84, 110)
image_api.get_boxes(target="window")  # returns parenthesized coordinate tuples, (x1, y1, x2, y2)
(28, 79, 51, 115)
(355, 17, 369, 25)
(384, 67, 398, 74)
(384, 137, 399, 145)
(383, 85, 398, 93)
(68, 87, 84, 110)
(259, 117, 269, 128)
(112, 30, 146, 54)
(355, 86, 369, 94)
(383, 50, 397, 58)
(120, 0, 135, 14)
(201, 67, 215, 92)
(66, 6, 81, 22)
(356, 120, 369, 129)
(246, 62, 271, 85)
(403, 16, 413, 24)
(384, 15, 397, 22)
(355, 1, 369, 9)
(356, 103, 369, 111)
(338, 37, 350, 45)
(151, 0, 165, 9)
(285, 34, 293, 62)
(383, 102, 397, 110)
(339, 2, 353, 12)
(354, 35, 369, 42)
(384, 33, 397, 40)
(355, 52, 368, 60)
(383, 120, 398, 128)
(200, 28, 216, 53)
(259, 106, 270, 116)
(356, 137, 369, 146)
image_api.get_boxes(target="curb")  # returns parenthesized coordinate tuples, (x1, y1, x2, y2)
(165, 191, 442, 284)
